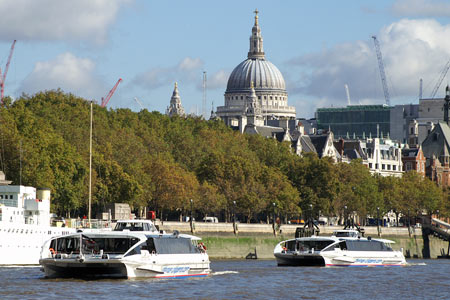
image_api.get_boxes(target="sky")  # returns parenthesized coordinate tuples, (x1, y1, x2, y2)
(1, 0, 450, 118)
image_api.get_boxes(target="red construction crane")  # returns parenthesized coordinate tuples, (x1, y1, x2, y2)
(0, 40, 17, 104)
(101, 78, 122, 107)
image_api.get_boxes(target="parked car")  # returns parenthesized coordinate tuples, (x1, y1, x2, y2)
(203, 216, 219, 223)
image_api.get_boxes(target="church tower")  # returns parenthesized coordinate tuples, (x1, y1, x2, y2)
(166, 82, 186, 117)
(245, 81, 263, 126)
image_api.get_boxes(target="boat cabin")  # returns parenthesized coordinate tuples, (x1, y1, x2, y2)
(113, 220, 158, 232)
(332, 230, 360, 238)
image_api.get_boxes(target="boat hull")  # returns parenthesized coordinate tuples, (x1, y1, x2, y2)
(275, 253, 325, 266)
(40, 256, 211, 279)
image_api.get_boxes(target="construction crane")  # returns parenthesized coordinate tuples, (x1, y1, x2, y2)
(0, 40, 17, 104)
(345, 84, 351, 105)
(430, 60, 450, 99)
(134, 97, 144, 110)
(372, 36, 391, 106)
(101, 78, 122, 107)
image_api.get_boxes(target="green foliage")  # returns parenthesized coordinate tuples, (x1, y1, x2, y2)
(0, 90, 445, 221)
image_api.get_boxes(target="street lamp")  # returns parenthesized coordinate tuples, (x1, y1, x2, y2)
(272, 202, 276, 236)
(233, 200, 237, 235)
(190, 199, 194, 233)
(377, 207, 381, 237)
(344, 205, 347, 227)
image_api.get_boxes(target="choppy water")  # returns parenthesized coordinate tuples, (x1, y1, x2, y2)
(1, 259, 449, 300)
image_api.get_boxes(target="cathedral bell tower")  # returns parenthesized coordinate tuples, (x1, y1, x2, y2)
(245, 81, 263, 126)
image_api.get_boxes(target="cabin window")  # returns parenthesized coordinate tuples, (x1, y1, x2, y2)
(345, 240, 393, 251)
(153, 237, 198, 254)
(295, 240, 334, 251)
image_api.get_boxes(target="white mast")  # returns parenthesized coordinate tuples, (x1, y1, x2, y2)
(88, 101, 92, 226)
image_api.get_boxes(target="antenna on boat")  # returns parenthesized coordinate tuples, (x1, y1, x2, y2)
(88, 101, 93, 227)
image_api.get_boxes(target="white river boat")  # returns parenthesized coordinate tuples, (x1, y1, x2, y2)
(39, 219, 211, 278)
(0, 180, 75, 265)
(274, 229, 406, 267)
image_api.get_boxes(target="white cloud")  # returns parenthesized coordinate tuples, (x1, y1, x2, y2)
(0, 0, 131, 44)
(392, 0, 450, 17)
(133, 57, 205, 90)
(207, 70, 230, 89)
(20, 52, 104, 100)
(287, 19, 450, 111)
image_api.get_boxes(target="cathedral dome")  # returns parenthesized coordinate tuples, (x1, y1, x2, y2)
(226, 58, 286, 92)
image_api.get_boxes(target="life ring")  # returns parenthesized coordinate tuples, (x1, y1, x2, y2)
(49, 248, 56, 255)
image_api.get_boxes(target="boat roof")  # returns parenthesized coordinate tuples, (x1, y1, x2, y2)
(116, 219, 155, 224)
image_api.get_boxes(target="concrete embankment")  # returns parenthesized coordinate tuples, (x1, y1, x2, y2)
(157, 222, 450, 259)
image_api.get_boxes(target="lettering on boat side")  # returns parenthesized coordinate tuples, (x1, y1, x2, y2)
(355, 258, 382, 264)
(162, 266, 190, 274)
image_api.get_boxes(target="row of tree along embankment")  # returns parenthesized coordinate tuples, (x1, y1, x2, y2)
(158, 222, 449, 259)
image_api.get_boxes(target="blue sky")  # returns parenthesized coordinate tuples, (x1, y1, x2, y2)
(1, 0, 450, 118)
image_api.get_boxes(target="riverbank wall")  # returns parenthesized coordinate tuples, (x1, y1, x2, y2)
(157, 222, 449, 259)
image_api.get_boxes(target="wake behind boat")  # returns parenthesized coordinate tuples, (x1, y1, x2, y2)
(274, 229, 406, 267)
(39, 219, 211, 279)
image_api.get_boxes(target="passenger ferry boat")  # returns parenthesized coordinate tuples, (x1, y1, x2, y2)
(39, 219, 211, 279)
(274, 229, 406, 267)
(0, 173, 75, 265)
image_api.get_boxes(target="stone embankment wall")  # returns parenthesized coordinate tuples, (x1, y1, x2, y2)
(157, 222, 449, 259)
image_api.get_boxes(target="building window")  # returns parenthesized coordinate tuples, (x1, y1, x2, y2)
(270, 96, 273, 100)
(393, 165, 396, 171)
(375, 164, 378, 169)
(387, 165, 391, 170)
(258, 96, 261, 100)
(382, 164, 385, 170)
(241, 96, 243, 100)
(369, 163, 373, 168)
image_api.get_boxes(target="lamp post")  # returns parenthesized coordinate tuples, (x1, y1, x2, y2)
(233, 200, 237, 235)
(272, 202, 276, 236)
(407, 208, 411, 237)
(190, 199, 194, 233)
(344, 205, 347, 228)
(377, 207, 381, 237)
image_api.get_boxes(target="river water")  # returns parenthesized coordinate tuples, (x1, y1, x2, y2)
(1, 259, 449, 300)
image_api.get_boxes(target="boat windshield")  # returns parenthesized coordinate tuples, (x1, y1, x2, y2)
(50, 236, 141, 255)
(295, 240, 335, 252)
(333, 231, 359, 238)
(113, 222, 156, 232)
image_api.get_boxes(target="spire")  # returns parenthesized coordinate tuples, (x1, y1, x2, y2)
(248, 9, 265, 59)
(166, 82, 185, 117)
